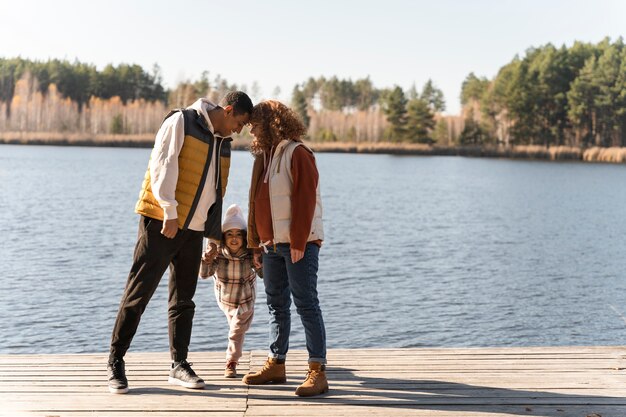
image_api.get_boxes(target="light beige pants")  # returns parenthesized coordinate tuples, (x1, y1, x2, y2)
(224, 309, 254, 363)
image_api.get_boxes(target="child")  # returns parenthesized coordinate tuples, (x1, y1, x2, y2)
(200, 204, 262, 378)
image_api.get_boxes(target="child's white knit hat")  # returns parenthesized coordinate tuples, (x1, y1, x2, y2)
(222, 204, 247, 232)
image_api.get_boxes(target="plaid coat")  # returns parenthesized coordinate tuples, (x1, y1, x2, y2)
(203, 247, 261, 316)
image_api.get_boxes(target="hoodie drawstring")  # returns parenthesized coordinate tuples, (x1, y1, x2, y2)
(259, 240, 273, 254)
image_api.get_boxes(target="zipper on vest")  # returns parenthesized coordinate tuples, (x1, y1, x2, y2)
(215, 137, 223, 190)
(267, 147, 279, 243)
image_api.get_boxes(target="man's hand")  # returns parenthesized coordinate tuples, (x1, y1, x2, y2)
(253, 249, 263, 269)
(161, 219, 178, 239)
(291, 248, 304, 264)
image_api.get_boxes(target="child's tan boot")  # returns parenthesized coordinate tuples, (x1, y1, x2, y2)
(295, 362, 329, 397)
(224, 361, 237, 378)
(242, 358, 286, 385)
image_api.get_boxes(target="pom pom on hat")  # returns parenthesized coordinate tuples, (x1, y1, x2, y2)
(222, 204, 247, 232)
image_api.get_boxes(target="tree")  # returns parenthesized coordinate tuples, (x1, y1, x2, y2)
(459, 108, 489, 145)
(617, 43, 626, 146)
(0, 58, 26, 118)
(432, 119, 449, 145)
(405, 98, 435, 143)
(382, 85, 408, 141)
(302, 77, 319, 100)
(194, 71, 210, 96)
(319, 76, 344, 111)
(421, 79, 445, 113)
(460, 73, 489, 105)
(568, 56, 598, 147)
(292, 86, 310, 128)
(354, 77, 376, 110)
(591, 38, 625, 146)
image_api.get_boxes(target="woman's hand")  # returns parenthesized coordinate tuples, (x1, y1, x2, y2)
(291, 248, 304, 263)
(253, 249, 263, 269)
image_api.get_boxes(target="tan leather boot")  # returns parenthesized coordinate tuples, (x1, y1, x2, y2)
(242, 358, 286, 385)
(224, 361, 237, 378)
(295, 362, 329, 397)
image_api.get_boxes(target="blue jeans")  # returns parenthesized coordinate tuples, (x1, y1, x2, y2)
(262, 242, 326, 364)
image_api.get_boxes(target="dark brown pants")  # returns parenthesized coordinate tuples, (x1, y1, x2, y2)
(110, 216, 203, 362)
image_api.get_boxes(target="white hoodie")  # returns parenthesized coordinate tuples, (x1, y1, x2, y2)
(149, 99, 220, 232)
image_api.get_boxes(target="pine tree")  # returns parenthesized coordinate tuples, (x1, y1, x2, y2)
(459, 108, 488, 145)
(292, 86, 310, 128)
(406, 98, 435, 143)
(421, 79, 446, 112)
(382, 85, 408, 141)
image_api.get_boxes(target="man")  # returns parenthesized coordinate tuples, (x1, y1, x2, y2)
(107, 91, 253, 394)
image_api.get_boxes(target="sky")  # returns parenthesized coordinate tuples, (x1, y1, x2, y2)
(0, 0, 624, 115)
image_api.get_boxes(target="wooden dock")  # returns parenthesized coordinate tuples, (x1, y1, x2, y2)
(1, 347, 625, 417)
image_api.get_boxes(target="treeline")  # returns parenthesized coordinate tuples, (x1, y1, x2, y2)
(459, 37, 626, 147)
(0, 57, 452, 141)
(0, 58, 259, 136)
(2, 38, 625, 149)
(0, 58, 165, 115)
(291, 77, 449, 143)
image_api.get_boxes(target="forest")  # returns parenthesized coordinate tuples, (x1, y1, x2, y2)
(0, 37, 624, 149)
(460, 37, 626, 148)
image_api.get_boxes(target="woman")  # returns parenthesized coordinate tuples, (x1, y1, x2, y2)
(242, 100, 328, 397)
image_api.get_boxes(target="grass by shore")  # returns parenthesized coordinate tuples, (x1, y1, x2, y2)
(2, 132, 626, 164)
(0, 132, 155, 148)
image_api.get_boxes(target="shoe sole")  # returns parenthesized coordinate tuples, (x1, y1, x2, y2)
(242, 377, 287, 385)
(168, 377, 205, 389)
(295, 386, 329, 397)
(108, 386, 129, 394)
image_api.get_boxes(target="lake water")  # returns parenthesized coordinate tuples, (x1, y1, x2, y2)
(1, 144, 626, 355)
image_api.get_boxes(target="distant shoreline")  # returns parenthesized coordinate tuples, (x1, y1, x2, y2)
(1, 135, 625, 164)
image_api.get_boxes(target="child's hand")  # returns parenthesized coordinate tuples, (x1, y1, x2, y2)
(202, 243, 218, 263)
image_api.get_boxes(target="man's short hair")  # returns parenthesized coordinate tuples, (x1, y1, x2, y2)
(221, 91, 253, 116)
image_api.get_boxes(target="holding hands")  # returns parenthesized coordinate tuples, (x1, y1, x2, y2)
(202, 242, 218, 264)
(253, 249, 263, 269)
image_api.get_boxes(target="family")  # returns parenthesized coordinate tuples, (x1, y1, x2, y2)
(106, 91, 328, 397)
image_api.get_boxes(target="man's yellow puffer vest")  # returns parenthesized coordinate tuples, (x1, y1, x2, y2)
(135, 108, 231, 239)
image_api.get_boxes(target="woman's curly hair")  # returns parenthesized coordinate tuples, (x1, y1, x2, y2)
(249, 100, 307, 155)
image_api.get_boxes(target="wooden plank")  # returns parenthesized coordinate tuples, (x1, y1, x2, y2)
(1, 413, 245, 417)
(8, 408, 621, 417)
(0, 377, 621, 390)
(0, 347, 623, 417)
(2, 364, 621, 377)
(242, 405, 626, 417)
(3, 391, 248, 410)
(1, 345, 622, 361)
(246, 384, 626, 399)
(1, 356, 619, 366)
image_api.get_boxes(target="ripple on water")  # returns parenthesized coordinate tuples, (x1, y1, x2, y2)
(3, 148, 626, 353)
